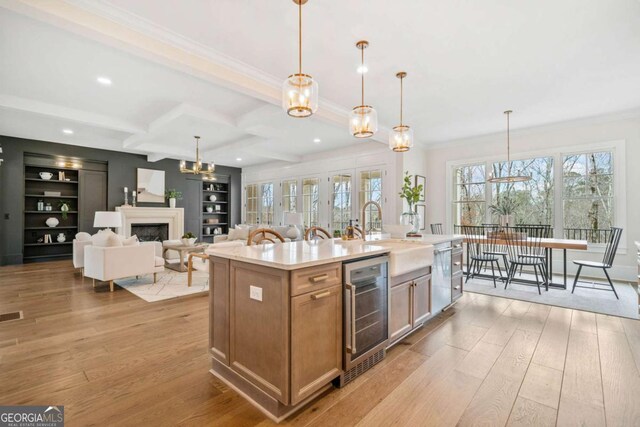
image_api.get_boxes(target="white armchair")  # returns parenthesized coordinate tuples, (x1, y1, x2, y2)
(72, 239, 93, 276)
(84, 242, 164, 292)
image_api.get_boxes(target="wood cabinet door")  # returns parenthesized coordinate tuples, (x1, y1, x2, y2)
(413, 274, 432, 326)
(389, 281, 413, 344)
(210, 257, 230, 364)
(452, 270, 463, 302)
(229, 261, 290, 404)
(290, 285, 342, 405)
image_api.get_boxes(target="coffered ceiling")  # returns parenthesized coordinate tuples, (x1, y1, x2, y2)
(1, 0, 639, 166)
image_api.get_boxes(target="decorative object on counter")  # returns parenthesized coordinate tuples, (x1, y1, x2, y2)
(132, 190, 137, 207)
(488, 195, 517, 227)
(488, 110, 531, 183)
(44, 191, 61, 196)
(179, 136, 215, 178)
(45, 217, 59, 228)
(39, 172, 53, 180)
(93, 211, 122, 231)
(181, 232, 197, 246)
(415, 175, 426, 202)
(350, 40, 378, 138)
(45, 202, 52, 211)
(58, 200, 71, 220)
(37, 199, 44, 211)
(57, 233, 66, 243)
(165, 189, 182, 209)
(333, 229, 342, 238)
(209, 194, 217, 202)
(283, 212, 303, 239)
(389, 71, 414, 152)
(206, 205, 213, 213)
(137, 168, 166, 203)
(123, 186, 130, 206)
(282, 0, 318, 118)
(399, 171, 423, 237)
(415, 204, 426, 231)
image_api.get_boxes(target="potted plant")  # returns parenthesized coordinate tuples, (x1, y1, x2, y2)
(489, 195, 517, 227)
(398, 171, 423, 237)
(165, 189, 182, 208)
(181, 232, 197, 246)
(57, 200, 71, 220)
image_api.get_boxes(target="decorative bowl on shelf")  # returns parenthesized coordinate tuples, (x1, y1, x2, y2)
(181, 237, 197, 246)
(209, 195, 217, 202)
(206, 206, 213, 213)
(45, 217, 59, 228)
(39, 172, 54, 180)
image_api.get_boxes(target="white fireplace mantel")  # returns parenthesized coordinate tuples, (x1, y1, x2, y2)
(116, 207, 184, 240)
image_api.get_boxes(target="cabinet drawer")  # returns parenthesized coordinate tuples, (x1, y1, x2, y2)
(452, 251, 463, 274)
(452, 271, 463, 301)
(291, 262, 342, 296)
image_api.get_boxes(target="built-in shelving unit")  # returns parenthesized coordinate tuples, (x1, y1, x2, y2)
(23, 160, 79, 262)
(201, 176, 230, 243)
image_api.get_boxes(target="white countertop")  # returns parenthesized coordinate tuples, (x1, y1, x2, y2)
(372, 234, 463, 245)
(206, 239, 390, 270)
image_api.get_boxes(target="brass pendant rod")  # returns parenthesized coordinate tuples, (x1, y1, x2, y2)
(298, 0, 302, 76)
(505, 110, 511, 163)
(399, 75, 403, 126)
(361, 46, 364, 106)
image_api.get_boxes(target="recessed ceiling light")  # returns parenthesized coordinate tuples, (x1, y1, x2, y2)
(236, 158, 242, 162)
(357, 65, 368, 74)
(62, 129, 74, 135)
(313, 138, 321, 143)
(96, 76, 112, 86)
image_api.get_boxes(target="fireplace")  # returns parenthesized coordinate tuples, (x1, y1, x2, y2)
(116, 207, 184, 240)
(131, 223, 169, 242)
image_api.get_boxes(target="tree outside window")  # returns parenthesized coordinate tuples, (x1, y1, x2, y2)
(453, 164, 486, 226)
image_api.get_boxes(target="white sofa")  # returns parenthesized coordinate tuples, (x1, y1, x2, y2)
(84, 241, 164, 292)
(213, 225, 301, 245)
(72, 239, 93, 275)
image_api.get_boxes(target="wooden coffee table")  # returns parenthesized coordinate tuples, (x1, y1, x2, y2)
(162, 243, 207, 272)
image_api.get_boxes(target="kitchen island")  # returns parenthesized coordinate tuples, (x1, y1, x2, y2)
(205, 236, 461, 422)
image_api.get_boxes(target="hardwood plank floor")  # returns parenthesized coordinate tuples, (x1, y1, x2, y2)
(2, 260, 640, 426)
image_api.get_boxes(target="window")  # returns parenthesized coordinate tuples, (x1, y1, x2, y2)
(490, 156, 554, 226)
(245, 184, 258, 224)
(453, 164, 486, 226)
(563, 151, 613, 242)
(359, 169, 383, 232)
(282, 179, 297, 217)
(302, 177, 320, 228)
(331, 173, 352, 233)
(260, 182, 274, 225)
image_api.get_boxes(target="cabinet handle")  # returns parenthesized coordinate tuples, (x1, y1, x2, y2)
(345, 283, 357, 354)
(454, 262, 461, 266)
(309, 274, 329, 283)
(311, 290, 331, 300)
(453, 286, 461, 290)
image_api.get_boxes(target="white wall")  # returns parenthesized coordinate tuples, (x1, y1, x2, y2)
(424, 113, 640, 281)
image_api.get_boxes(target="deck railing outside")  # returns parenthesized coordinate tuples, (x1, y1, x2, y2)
(452, 225, 611, 244)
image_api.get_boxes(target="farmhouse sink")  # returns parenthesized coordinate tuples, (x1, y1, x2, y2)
(364, 240, 434, 277)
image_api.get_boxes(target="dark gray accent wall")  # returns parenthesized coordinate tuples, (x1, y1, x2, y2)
(0, 135, 242, 265)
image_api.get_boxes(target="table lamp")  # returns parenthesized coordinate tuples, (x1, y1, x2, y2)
(283, 212, 303, 240)
(93, 211, 122, 231)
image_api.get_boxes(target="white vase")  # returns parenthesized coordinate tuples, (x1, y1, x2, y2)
(169, 198, 176, 208)
(57, 233, 66, 242)
(209, 195, 217, 202)
(45, 217, 59, 228)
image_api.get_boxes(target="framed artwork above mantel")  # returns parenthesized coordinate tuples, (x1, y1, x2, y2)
(415, 175, 426, 202)
(137, 168, 165, 203)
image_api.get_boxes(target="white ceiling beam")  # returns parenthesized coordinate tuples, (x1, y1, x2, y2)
(146, 153, 167, 162)
(204, 136, 263, 158)
(246, 147, 302, 163)
(0, 94, 144, 134)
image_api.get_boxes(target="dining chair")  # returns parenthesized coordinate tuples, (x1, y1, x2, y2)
(247, 228, 286, 245)
(304, 226, 332, 241)
(430, 223, 444, 235)
(504, 226, 547, 294)
(461, 225, 503, 287)
(515, 224, 552, 278)
(571, 227, 623, 299)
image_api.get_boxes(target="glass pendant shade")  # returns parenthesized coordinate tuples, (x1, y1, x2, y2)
(282, 73, 319, 118)
(389, 125, 414, 152)
(350, 105, 378, 138)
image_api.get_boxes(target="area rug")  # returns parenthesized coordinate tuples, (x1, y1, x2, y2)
(114, 261, 209, 302)
(465, 272, 638, 319)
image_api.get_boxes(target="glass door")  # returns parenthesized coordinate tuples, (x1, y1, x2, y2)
(330, 172, 353, 234)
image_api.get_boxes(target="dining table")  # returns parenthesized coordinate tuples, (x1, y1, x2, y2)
(462, 235, 588, 289)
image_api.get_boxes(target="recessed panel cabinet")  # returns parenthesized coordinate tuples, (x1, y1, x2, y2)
(389, 271, 432, 345)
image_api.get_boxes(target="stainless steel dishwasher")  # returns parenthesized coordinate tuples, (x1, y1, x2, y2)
(431, 241, 452, 313)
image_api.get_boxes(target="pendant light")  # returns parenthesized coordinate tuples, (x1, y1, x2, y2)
(349, 40, 378, 138)
(488, 110, 530, 183)
(282, 0, 318, 118)
(180, 136, 215, 179)
(389, 71, 414, 152)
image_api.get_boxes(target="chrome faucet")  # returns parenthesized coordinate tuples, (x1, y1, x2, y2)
(361, 200, 383, 239)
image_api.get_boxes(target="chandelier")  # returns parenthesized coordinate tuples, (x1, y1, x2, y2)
(349, 40, 378, 138)
(488, 110, 530, 183)
(180, 136, 215, 179)
(389, 71, 414, 152)
(282, 0, 318, 118)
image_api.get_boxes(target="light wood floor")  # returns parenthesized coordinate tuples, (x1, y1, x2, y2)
(2, 261, 640, 426)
